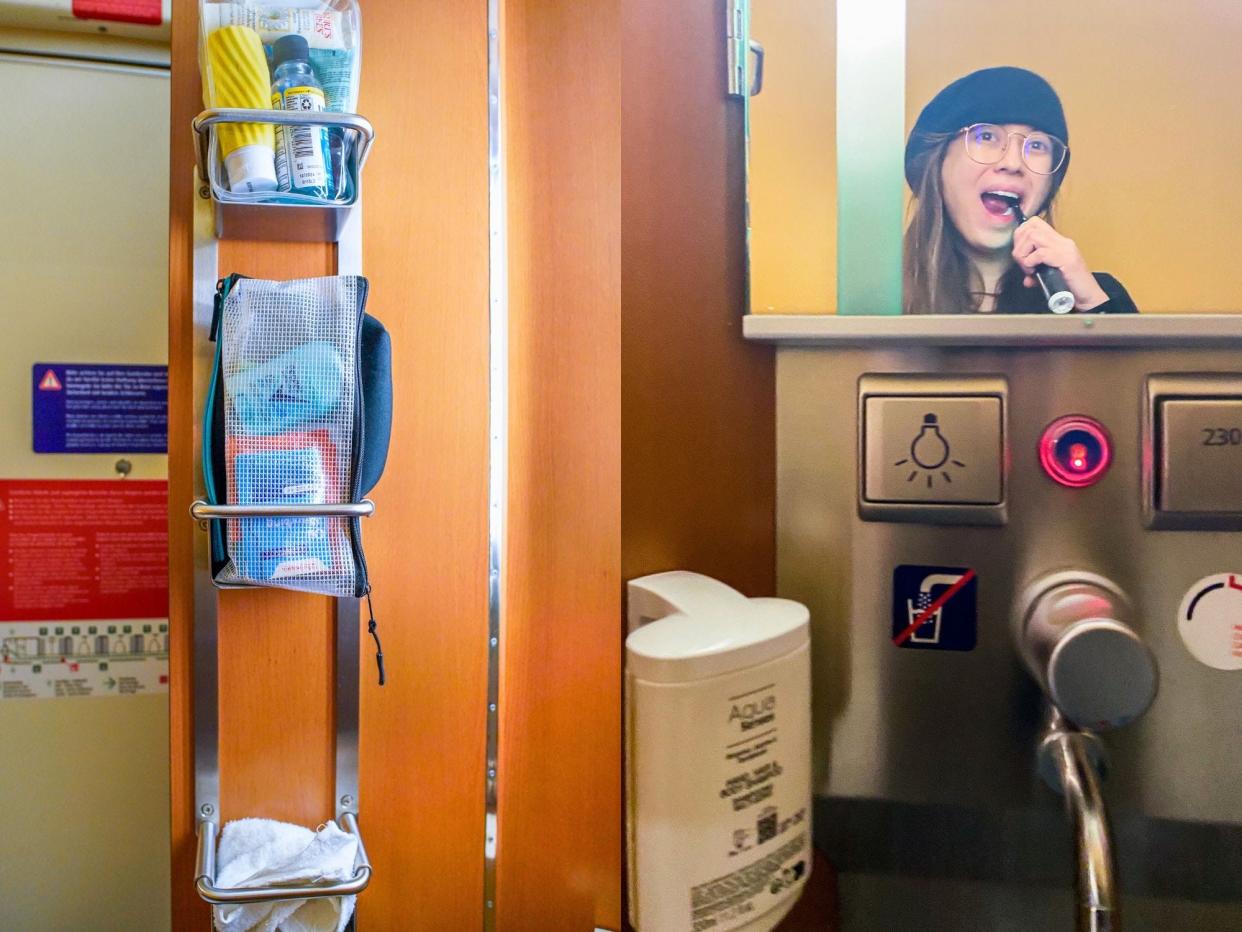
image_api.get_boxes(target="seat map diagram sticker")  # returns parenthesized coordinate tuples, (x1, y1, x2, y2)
(1177, 573, 1242, 671)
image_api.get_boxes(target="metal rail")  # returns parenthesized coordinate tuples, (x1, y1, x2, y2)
(195, 812, 372, 906)
(192, 108, 375, 193)
(190, 499, 375, 520)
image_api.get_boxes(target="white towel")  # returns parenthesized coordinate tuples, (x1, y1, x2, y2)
(212, 818, 360, 932)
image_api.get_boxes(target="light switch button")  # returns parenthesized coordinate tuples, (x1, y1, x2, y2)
(864, 396, 1003, 504)
(1158, 399, 1242, 513)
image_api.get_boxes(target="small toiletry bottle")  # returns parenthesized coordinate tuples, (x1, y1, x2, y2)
(270, 34, 333, 199)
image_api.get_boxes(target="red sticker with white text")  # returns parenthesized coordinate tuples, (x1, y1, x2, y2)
(72, 0, 163, 26)
(0, 479, 167, 622)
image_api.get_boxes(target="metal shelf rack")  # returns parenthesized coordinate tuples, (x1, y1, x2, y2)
(188, 126, 375, 904)
(193, 108, 375, 243)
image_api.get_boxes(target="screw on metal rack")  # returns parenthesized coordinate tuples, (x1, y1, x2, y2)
(201, 803, 214, 818)
(340, 795, 355, 808)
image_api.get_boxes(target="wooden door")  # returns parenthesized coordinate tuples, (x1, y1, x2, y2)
(167, 0, 781, 927)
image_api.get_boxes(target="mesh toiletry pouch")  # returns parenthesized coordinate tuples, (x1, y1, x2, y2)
(203, 274, 391, 598)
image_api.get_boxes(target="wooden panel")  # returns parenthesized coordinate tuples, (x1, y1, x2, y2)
(355, 0, 490, 927)
(620, 1, 781, 925)
(169, 0, 490, 926)
(621, 0, 776, 595)
(167, 1, 201, 925)
(496, 0, 623, 927)
(216, 239, 336, 836)
(217, 588, 335, 825)
(168, 2, 338, 922)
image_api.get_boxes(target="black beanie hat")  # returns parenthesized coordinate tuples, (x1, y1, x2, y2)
(905, 66, 1069, 188)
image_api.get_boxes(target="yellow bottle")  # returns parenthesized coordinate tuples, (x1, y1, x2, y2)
(206, 25, 278, 193)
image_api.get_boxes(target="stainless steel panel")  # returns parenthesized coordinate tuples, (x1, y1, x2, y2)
(863, 397, 1002, 505)
(192, 177, 220, 825)
(335, 598, 360, 821)
(745, 312, 1242, 345)
(483, 0, 506, 919)
(777, 346, 1242, 918)
(1159, 400, 1242, 513)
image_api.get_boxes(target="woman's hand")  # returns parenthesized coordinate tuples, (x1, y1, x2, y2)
(1012, 216, 1109, 310)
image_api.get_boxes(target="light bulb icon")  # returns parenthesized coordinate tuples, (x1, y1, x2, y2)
(894, 412, 966, 488)
(911, 413, 949, 469)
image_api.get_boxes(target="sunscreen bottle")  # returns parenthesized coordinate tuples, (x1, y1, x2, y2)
(205, 25, 278, 193)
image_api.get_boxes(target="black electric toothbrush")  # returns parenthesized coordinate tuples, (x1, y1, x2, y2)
(1000, 196, 1076, 314)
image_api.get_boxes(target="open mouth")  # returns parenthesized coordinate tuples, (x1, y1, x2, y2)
(980, 191, 1022, 219)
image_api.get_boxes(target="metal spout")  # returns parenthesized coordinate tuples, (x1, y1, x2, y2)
(1038, 710, 1120, 931)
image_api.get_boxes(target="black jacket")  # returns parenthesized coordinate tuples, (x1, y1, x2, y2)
(1000, 270, 1137, 314)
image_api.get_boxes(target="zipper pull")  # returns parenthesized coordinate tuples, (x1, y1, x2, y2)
(210, 277, 226, 343)
(210, 273, 243, 342)
(365, 588, 386, 687)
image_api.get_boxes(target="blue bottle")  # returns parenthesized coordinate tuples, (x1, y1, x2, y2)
(270, 34, 333, 200)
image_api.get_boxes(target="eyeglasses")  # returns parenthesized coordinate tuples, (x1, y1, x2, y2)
(961, 123, 1068, 175)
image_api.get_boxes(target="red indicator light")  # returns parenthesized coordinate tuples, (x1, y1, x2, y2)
(1039, 416, 1112, 488)
(1069, 443, 1088, 471)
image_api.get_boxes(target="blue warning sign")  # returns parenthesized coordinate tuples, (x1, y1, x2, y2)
(892, 565, 977, 651)
(32, 363, 167, 454)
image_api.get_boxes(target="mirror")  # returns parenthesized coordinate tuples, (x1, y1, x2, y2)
(748, 0, 1242, 316)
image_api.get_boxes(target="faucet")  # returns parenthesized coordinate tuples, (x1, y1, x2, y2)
(1014, 571, 1160, 932)
(1037, 709, 1118, 932)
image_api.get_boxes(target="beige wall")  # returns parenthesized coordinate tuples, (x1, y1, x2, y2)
(752, 0, 1242, 314)
(750, 0, 836, 313)
(0, 53, 169, 931)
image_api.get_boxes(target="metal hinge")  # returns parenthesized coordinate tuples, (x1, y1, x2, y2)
(726, 0, 764, 98)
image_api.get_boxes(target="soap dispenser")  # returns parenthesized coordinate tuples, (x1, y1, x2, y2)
(626, 571, 812, 932)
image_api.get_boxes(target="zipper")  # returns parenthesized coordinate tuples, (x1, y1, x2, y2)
(349, 280, 384, 684)
(203, 274, 245, 564)
(346, 276, 370, 597)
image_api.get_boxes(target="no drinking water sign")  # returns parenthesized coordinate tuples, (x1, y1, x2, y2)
(891, 565, 977, 651)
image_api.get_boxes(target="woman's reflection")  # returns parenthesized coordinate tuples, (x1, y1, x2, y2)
(902, 66, 1136, 314)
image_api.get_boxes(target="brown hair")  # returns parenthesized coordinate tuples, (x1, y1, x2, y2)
(902, 131, 1064, 315)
